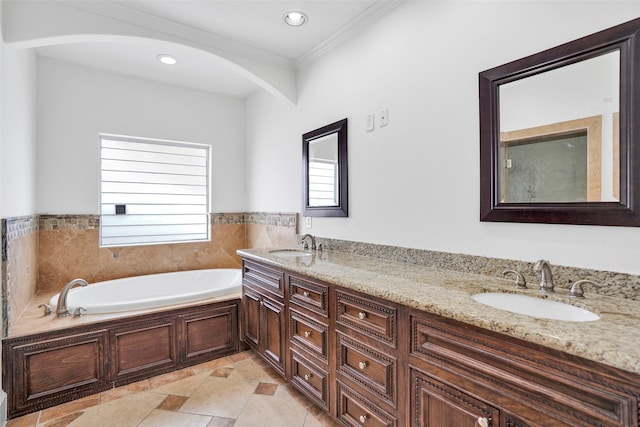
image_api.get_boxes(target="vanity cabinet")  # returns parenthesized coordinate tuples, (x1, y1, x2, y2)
(239, 257, 640, 427)
(409, 310, 640, 427)
(241, 260, 286, 376)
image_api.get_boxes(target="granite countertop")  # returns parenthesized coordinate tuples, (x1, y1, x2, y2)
(238, 248, 640, 376)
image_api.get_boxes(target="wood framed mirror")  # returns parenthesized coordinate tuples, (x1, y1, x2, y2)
(479, 18, 640, 226)
(302, 118, 348, 217)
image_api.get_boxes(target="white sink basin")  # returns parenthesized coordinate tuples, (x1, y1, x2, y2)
(268, 249, 312, 258)
(472, 292, 600, 322)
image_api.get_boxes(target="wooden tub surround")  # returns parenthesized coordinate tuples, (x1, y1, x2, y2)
(2, 299, 240, 419)
(238, 248, 640, 427)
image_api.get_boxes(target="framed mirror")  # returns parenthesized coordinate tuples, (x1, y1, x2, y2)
(302, 118, 348, 217)
(479, 18, 640, 226)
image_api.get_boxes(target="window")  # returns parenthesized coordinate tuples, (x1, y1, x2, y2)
(99, 134, 211, 247)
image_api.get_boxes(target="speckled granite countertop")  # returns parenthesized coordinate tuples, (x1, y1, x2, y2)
(238, 248, 640, 376)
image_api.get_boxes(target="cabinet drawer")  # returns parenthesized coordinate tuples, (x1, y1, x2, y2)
(337, 381, 396, 427)
(290, 350, 329, 411)
(242, 260, 284, 298)
(289, 308, 328, 361)
(336, 333, 396, 406)
(336, 290, 396, 346)
(289, 275, 329, 317)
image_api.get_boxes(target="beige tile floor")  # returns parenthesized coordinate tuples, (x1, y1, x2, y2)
(7, 351, 338, 427)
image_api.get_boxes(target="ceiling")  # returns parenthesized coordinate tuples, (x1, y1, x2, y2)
(33, 0, 403, 99)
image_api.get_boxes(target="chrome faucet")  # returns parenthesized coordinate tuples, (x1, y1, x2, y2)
(301, 234, 316, 250)
(533, 260, 554, 293)
(56, 278, 88, 317)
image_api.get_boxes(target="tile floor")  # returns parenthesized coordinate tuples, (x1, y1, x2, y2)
(6, 351, 338, 427)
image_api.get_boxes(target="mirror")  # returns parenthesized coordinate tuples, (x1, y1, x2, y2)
(479, 17, 640, 226)
(302, 118, 348, 217)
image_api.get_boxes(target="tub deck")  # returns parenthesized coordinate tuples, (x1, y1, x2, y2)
(9, 289, 242, 338)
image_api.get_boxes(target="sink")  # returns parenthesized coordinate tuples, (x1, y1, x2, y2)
(472, 292, 600, 322)
(268, 249, 312, 258)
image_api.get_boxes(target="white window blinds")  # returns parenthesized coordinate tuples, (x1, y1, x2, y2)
(308, 159, 338, 206)
(99, 134, 211, 247)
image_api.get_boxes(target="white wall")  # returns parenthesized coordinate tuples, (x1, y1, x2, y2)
(37, 57, 246, 214)
(1, 45, 36, 217)
(246, 1, 640, 275)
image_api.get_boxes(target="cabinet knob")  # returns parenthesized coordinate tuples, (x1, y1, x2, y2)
(303, 373, 312, 381)
(359, 414, 368, 423)
(358, 311, 367, 320)
(477, 417, 489, 427)
(358, 361, 368, 370)
(304, 331, 312, 338)
(302, 291, 310, 298)
(259, 300, 264, 306)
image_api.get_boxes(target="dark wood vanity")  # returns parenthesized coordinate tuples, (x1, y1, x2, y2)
(241, 257, 640, 427)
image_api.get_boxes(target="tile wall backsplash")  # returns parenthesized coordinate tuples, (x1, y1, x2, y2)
(2, 212, 298, 334)
(2, 216, 39, 335)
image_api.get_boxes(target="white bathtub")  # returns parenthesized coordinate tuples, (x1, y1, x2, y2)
(49, 269, 242, 314)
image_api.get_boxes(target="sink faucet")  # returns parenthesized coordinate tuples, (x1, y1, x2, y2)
(534, 260, 554, 293)
(301, 234, 316, 250)
(56, 278, 88, 317)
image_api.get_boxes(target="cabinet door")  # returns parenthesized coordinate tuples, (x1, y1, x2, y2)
(411, 368, 499, 427)
(242, 287, 261, 350)
(179, 303, 239, 365)
(262, 296, 286, 375)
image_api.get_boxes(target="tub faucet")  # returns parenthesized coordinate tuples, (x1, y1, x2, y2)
(56, 278, 88, 317)
(301, 234, 316, 250)
(534, 260, 554, 293)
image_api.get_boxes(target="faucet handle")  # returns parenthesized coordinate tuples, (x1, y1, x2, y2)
(502, 270, 527, 289)
(38, 304, 52, 316)
(569, 280, 599, 298)
(73, 307, 87, 317)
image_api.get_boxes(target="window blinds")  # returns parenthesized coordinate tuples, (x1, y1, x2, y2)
(100, 134, 210, 247)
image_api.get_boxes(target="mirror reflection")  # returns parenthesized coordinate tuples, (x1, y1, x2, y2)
(308, 133, 339, 207)
(498, 50, 620, 203)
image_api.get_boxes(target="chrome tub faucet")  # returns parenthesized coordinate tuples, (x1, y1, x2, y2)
(56, 278, 88, 317)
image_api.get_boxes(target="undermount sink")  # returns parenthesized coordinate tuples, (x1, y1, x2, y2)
(268, 249, 312, 258)
(472, 292, 600, 322)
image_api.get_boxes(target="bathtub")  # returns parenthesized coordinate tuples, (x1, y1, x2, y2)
(49, 268, 242, 314)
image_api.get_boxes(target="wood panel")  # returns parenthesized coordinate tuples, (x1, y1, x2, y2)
(180, 303, 239, 364)
(6, 331, 109, 417)
(3, 299, 240, 419)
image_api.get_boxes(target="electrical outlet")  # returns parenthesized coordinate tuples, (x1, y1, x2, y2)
(365, 114, 375, 132)
(379, 108, 389, 127)
(305, 217, 312, 228)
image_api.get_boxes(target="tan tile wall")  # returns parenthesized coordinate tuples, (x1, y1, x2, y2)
(37, 223, 247, 292)
(1, 213, 298, 332)
(2, 216, 39, 334)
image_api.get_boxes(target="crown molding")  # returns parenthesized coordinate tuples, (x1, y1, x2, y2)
(295, 0, 405, 70)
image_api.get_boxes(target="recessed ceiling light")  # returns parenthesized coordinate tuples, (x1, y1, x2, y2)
(284, 11, 307, 26)
(157, 54, 177, 65)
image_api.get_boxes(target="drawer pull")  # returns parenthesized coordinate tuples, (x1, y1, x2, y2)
(304, 330, 312, 338)
(358, 361, 368, 370)
(302, 291, 310, 298)
(358, 311, 367, 320)
(477, 417, 489, 427)
(304, 373, 312, 381)
(359, 414, 368, 423)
